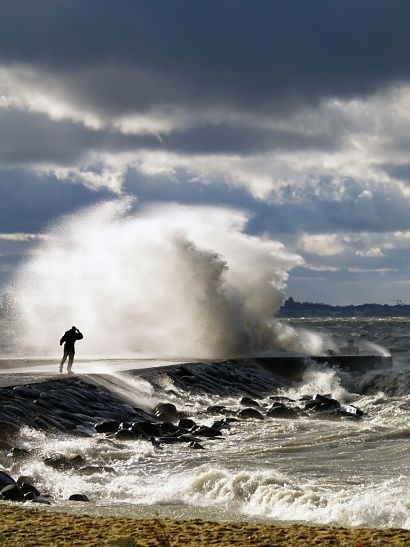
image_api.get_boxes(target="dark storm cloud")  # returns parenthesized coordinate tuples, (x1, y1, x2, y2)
(0, 108, 336, 166)
(1, 0, 410, 114)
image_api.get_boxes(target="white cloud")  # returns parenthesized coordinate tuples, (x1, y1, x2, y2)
(0, 233, 47, 242)
(298, 234, 350, 256)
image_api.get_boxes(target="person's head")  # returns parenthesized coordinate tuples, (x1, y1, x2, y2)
(71, 326, 76, 331)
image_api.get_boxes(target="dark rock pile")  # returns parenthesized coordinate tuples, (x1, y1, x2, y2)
(0, 469, 88, 504)
(0, 374, 366, 506)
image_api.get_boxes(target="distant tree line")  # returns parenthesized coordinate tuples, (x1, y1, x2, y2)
(278, 297, 410, 317)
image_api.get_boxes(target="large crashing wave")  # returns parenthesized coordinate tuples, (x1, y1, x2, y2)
(11, 198, 324, 358)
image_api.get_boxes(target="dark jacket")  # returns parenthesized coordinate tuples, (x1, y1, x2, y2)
(60, 329, 83, 352)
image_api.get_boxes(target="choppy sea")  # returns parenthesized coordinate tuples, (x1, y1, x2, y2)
(0, 317, 409, 529)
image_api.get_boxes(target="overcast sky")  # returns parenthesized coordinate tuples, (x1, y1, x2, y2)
(1, 0, 410, 305)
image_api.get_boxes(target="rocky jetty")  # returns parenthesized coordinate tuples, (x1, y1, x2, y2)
(0, 365, 366, 506)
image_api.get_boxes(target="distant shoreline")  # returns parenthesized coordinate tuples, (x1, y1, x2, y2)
(278, 297, 410, 318)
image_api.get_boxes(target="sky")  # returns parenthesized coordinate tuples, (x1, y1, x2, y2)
(1, 0, 410, 305)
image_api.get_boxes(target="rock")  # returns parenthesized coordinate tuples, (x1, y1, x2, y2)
(94, 420, 122, 434)
(212, 418, 238, 430)
(304, 394, 340, 416)
(19, 482, 40, 498)
(178, 418, 196, 430)
(0, 440, 14, 452)
(7, 446, 31, 459)
(68, 494, 89, 502)
(43, 454, 86, 470)
(72, 426, 94, 437)
(340, 404, 365, 418)
(0, 470, 16, 490)
(269, 396, 296, 403)
(240, 397, 260, 407)
(158, 422, 179, 435)
(206, 405, 228, 415)
(266, 404, 298, 418)
(192, 425, 223, 438)
(131, 422, 159, 437)
(31, 496, 51, 505)
(238, 408, 264, 420)
(0, 421, 20, 439)
(154, 403, 179, 422)
(12, 385, 41, 398)
(114, 428, 138, 440)
(0, 484, 24, 501)
(189, 441, 205, 449)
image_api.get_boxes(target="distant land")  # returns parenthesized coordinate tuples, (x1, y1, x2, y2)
(278, 297, 410, 318)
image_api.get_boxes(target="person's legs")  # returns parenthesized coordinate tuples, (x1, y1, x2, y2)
(59, 350, 68, 373)
(67, 352, 75, 374)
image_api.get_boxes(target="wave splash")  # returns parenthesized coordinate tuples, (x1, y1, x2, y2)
(10, 198, 326, 358)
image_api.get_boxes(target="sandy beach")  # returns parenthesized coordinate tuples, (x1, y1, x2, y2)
(0, 504, 409, 546)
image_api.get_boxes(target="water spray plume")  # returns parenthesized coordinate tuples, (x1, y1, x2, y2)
(10, 198, 322, 358)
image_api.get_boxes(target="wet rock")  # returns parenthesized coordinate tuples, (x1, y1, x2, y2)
(189, 441, 205, 449)
(304, 394, 340, 416)
(340, 404, 365, 419)
(72, 425, 94, 437)
(206, 405, 227, 415)
(68, 494, 89, 502)
(192, 425, 223, 438)
(19, 482, 40, 498)
(95, 420, 122, 434)
(178, 418, 196, 430)
(31, 496, 52, 505)
(7, 446, 31, 459)
(266, 404, 298, 418)
(240, 397, 260, 407)
(238, 408, 264, 420)
(0, 421, 20, 439)
(43, 454, 86, 470)
(131, 421, 159, 437)
(0, 471, 17, 494)
(114, 428, 138, 440)
(12, 385, 41, 398)
(0, 483, 25, 501)
(269, 395, 296, 403)
(159, 422, 180, 435)
(0, 440, 14, 452)
(154, 403, 179, 422)
(212, 418, 238, 430)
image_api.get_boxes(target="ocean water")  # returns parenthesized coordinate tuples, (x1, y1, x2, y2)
(1, 318, 409, 530)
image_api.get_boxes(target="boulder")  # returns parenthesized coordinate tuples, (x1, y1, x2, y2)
(68, 494, 89, 502)
(0, 470, 16, 490)
(0, 484, 24, 501)
(266, 404, 298, 418)
(154, 403, 179, 422)
(192, 425, 223, 438)
(240, 397, 260, 407)
(178, 418, 196, 430)
(238, 408, 264, 420)
(43, 454, 86, 470)
(94, 420, 122, 434)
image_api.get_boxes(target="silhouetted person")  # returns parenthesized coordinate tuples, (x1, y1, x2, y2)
(59, 326, 83, 374)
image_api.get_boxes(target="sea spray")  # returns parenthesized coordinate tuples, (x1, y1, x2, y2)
(10, 198, 327, 357)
